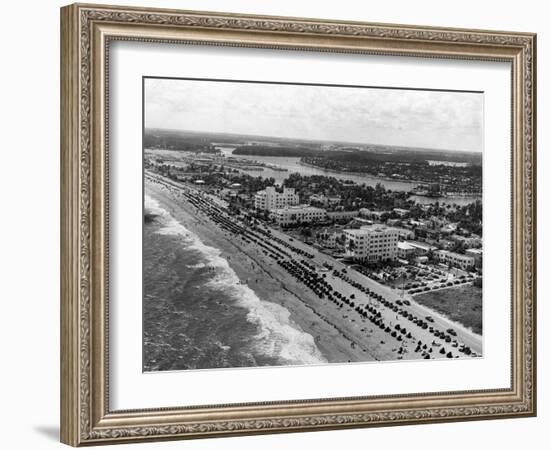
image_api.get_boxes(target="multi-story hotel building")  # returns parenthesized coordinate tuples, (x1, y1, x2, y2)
(254, 186, 299, 211)
(271, 205, 326, 226)
(343, 225, 399, 262)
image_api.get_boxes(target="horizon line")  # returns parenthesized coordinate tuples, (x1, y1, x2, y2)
(144, 127, 483, 155)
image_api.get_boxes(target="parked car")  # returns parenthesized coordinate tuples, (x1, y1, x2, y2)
(425, 316, 434, 323)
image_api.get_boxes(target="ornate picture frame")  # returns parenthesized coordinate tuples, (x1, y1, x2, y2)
(60, 3, 536, 446)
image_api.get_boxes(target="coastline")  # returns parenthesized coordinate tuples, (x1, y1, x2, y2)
(145, 179, 380, 364)
(298, 160, 416, 186)
(298, 160, 482, 199)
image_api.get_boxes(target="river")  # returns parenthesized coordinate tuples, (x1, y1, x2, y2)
(217, 146, 480, 207)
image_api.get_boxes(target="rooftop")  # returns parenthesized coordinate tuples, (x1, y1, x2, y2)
(405, 241, 437, 251)
(273, 205, 325, 213)
(345, 225, 397, 235)
(466, 248, 483, 255)
(397, 242, 415, 250)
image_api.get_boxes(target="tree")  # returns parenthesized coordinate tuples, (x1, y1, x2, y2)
(452, 240, 466, 254)
(427, 249, 435, 262)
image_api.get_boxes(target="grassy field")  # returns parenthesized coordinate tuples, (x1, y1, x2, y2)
(414, 284, 482, 334)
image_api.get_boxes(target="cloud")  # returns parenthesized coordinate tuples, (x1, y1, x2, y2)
(144, 78, 483, 152)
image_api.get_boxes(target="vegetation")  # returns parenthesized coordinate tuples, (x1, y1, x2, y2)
(414, 284, 483, 334)
(446, 200, 483, 236)
(233, 145, 320, 157)
(283, 173, 410, 211)
(144, 129, 221, 153)
(302, 154, 481, 195)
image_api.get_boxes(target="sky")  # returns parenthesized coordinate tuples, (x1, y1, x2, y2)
(144, 78, 483, 153)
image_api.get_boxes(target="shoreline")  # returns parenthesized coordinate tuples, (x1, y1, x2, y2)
(144, 173, 482, 365)
(298, 160, 482, 199)
(145, 179, 379, 364)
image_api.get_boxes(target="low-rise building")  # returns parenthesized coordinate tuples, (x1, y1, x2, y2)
(465, 248, 483, 269)
(316, 229, 345, 249)
(348, 217, 374, 228)
(409, 219, 428, 228)
(359, 208, 386, 220)
(435, 250, 475, 270)
(405, 241, 437, 255)
(397, 242, 416, 259)
(440, 223, 458, 234)
(386, 219, 401, 227)
(438, 239, 455, 250)
(451, 234, 483, 248)
(343, 225, 399, 263)
(415, 228, 440, 242)
(272, 205, 326, 226)
(392, 227, 415, 240)
(393, 208, 409, 217)
(309, 194, 341, 207)
(327, 210, 359, 221)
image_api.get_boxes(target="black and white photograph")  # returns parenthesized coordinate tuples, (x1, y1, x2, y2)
(142, 77, 484, 372)
(2, 0, 543, 448)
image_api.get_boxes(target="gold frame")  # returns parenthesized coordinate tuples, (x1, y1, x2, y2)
(60, 2, 537, 446)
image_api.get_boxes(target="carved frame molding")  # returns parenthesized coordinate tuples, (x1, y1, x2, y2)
(61, 3, 536, 446)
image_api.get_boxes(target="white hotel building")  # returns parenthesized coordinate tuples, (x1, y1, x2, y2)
(254, 186, 299, 211)
(272, 205, 327, 226)
(344, 225, 399, 262)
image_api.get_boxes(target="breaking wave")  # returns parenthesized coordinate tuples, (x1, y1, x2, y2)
(144, 194, 326, 366)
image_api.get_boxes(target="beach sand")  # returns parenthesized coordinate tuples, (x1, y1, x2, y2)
(144, 173, 483, 366)
(145, 178, 396, 364)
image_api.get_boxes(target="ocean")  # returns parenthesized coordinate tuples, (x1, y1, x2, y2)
(143, 195, 326, 371)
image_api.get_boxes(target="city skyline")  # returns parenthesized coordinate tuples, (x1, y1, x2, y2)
(144, 78, 484, 153)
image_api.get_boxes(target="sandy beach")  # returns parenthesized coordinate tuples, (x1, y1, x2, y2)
(145, 172, 482, 366)
(145, 178, 391, 364)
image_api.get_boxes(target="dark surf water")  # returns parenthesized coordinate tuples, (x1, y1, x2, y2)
(143, 195, 325, 372)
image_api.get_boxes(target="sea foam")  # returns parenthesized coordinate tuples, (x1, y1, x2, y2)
(144, 194, 326, 366)
(145, 195, 195, 240)
(206, 266, 327, 366)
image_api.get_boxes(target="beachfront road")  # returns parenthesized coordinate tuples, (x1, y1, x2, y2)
(146, 171, 482, 360)
(262, 225, 483, 356)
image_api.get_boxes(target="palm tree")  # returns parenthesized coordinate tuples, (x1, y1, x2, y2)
(346, 239, 356, 254)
